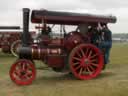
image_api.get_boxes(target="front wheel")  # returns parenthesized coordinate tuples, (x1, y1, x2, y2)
(69, 44, 103, 80)
(9, 59, 36, 85)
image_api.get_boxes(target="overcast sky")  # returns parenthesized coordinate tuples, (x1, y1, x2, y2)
(0, 0, 127, 33)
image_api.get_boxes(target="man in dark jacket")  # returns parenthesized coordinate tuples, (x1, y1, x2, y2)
(100, 23, 112, 65)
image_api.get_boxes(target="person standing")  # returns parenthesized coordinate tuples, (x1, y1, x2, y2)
(100, 23, 112, 65)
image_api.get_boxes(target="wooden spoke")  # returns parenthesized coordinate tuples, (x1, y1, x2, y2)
(90, 59, 97, 63)
(80, 48, 85, 57)
(90, 63, 98, 67)
(89, 53, 98, 59)
(73, 57, 81, 61)
(14, 70, 21, 76)
(73, 62, 80, 65)
(88, 65, 95, 72)
(76, 51, 82, 57)
(25, 72, 32, 78)
(88, 50, 92, 58)
(22, 63, 26, 70)
(86, 66, 91, 73)
(75, 65, 81, 70)
(85, 48, 89, 56)
(17, 62, 22, 69)
(26, 63, 32, 70)
(79, 68, 83, 75)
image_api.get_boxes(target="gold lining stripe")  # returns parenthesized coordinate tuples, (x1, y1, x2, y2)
(38, 48, 41, 59)
(31, 48, 34, 59)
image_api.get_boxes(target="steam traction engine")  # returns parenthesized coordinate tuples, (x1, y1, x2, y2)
(0, 26, 20, 54)
(9, 8, 117, 85)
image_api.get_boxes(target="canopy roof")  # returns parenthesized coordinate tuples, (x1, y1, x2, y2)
(31, 9, 117, 25)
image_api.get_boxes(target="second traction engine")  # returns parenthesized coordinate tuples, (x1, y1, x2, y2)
(9, 8, 117, 85)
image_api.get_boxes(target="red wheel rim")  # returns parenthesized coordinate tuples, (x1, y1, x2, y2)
(69, 44, 103, 80)
(9, 59, 36, 85)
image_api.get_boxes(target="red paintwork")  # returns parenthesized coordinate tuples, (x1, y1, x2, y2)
(48, 38, 64, 47)
(64, 32, 85, 51)
(69, 44, 103, 80)
(9, 59, 36, 85)
(39, 35, 50, 45)
(46, 55, 65, 68)
(9, 8, 117, 85)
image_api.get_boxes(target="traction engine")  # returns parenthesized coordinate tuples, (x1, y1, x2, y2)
(9, 8, 117, 85)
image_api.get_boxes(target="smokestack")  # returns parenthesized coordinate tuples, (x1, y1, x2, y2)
(22, 8, 31, 47)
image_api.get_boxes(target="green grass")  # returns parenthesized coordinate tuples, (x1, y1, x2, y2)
(0, 43, 128, 96)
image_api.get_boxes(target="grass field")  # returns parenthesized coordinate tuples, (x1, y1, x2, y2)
(0, 43, 128, 96)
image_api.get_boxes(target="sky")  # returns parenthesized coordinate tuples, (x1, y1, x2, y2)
(0, 0, 127, 33)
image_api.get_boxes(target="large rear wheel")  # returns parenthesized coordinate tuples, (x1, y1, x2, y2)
(69, 44, 103, 80)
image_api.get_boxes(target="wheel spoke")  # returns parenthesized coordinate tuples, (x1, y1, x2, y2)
(26, 63, 32, 70)
(25, 72, 32, 78)
(17, 62, 22, 69)
(73, 57, 81, 61)
(90, 59, 97, 63)
(88, 65, 95, 72)
(76, 51, 82, 57)
(18, 62, 25, 70)
(21, 75, 28, 80)
(86, 66, 92, 73)
(88, 50, 92, 58)
(14, 70, 21, 76)
(90, 53, 98, 59)
(90, 63, 98, 67)
(85, 48, 89, 56)
(22, 63, 26, 71)
(73, 62, 80, 65)
(80, 48, 85, 57)
(75, 65, 81, 70)
(79, 68, 83, 75)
